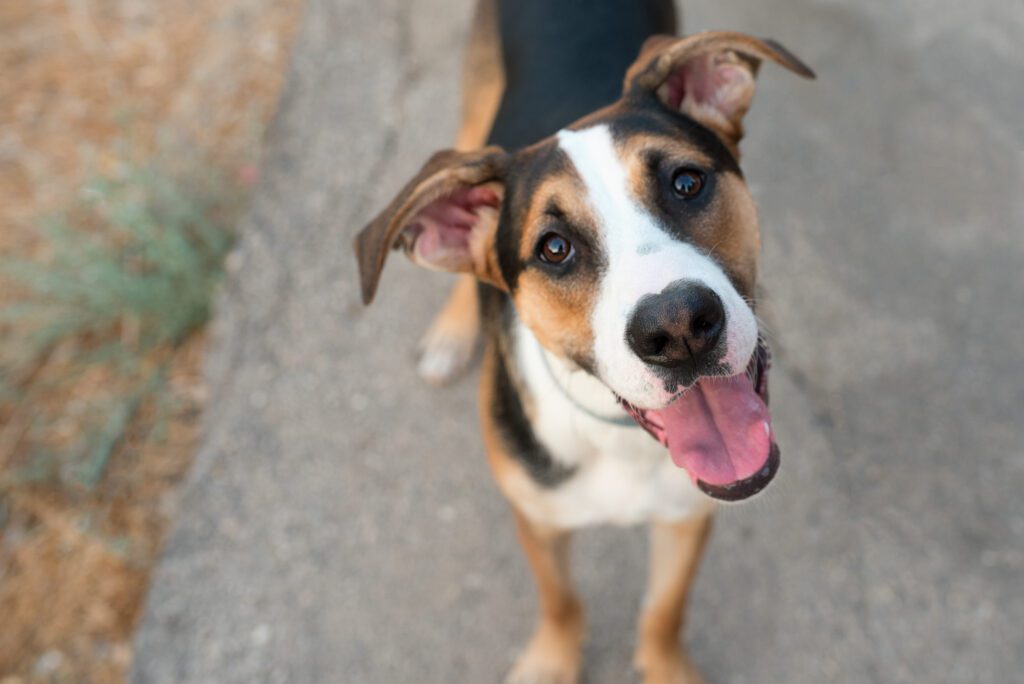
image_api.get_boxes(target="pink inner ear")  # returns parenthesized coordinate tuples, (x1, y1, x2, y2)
(408, 186, 500, 270)
(661, 52, 753, 122)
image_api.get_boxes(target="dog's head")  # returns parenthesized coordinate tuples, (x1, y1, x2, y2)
(356, 32, 813, 500)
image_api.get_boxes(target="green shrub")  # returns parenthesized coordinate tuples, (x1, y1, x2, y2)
(0, 157, 242, 487)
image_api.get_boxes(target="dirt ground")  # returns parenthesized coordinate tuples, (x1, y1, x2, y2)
(0, 0, 301, 680)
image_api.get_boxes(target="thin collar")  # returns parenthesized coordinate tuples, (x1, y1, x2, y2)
(537, 346, 640, 428)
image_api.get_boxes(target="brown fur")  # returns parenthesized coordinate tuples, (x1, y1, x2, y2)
(479, 337, 583, 683)
(353, 147, 507, 304)
(477, 340, 559, 523)
(634, 516, 713, 684)
(354, 15, 814, 682)
(698, 172, 761, 298)
(626, 32, 814, 93)
(417, 274, 481, 385)
(625, 32, 814, 155)
(508, 511, 584, 684)
(619, 131, 761, 298)
(510, 172, 601, 367)
(455, 0, 504, 152)
(419, 0, 504, 385)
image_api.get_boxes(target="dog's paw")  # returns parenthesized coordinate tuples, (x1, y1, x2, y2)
(505, 652, 580, 684)
(634, 646, 705, 684)
(416, 315, 478, 385)
(505, 623, 582, 684)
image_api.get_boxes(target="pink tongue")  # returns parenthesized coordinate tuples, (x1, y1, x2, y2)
(653, 373, 773, 486)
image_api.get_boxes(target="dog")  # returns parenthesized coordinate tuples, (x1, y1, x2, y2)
(355, 1, 813, 681)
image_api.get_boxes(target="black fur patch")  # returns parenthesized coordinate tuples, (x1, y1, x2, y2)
(488, 0, 676, 151)
(483, 288, 576, 488)
(605, 97, 743, 177)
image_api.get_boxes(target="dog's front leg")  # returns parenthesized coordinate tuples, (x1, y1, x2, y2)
(634, 514, 713, 684)
(417, 274, 481, 384)
(506, 511, 584, 684)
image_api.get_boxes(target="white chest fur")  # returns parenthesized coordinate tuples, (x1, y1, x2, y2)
(512, 321, 713, 529)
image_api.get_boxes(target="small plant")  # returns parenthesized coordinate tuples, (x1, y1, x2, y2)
(0, 156, 242, 487)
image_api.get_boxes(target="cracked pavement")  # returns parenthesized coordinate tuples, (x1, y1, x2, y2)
(132, 0, 1024, 682)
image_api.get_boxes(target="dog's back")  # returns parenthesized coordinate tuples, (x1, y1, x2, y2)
(488, 0, 677, 150)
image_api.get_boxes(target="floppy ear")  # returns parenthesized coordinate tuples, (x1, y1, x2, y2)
(624, 31, 814, 149)
(353, 146, 508, 305)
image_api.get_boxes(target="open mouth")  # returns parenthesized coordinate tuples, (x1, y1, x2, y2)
(619, 339, 778, 502)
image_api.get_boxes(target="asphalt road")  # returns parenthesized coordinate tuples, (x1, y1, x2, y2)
(132, 0, 1024, 682)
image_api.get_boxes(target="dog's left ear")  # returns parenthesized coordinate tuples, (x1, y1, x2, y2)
(353, 146, 508, 305)
(624, 31, 815, 149)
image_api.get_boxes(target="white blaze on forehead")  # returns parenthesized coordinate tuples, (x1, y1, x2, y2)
(556, 125, 757, 409)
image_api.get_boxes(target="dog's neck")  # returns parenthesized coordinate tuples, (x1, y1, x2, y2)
(512, 316, 636, 427)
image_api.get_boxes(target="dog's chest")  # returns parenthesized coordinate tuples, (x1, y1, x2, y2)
(513, 324, 712, 529)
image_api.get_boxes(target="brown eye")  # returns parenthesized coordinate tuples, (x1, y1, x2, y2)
(671, 168, 704, 198)
(537, 233, 572, 264)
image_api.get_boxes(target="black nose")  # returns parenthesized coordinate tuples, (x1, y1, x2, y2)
(626, 281, 726, 370)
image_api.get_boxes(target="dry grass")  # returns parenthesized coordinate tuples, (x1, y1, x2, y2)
(0, 336, 205, 682)
(0, 0, 299, 238)
(0, 0, 301, 681)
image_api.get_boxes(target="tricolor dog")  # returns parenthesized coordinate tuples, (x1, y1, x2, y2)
(355, 1, 813, 681)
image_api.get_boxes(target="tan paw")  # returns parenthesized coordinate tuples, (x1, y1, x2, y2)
(635, 645, 706, 684)
(506, 623, 583, 684)
(416, 317, 478, 385)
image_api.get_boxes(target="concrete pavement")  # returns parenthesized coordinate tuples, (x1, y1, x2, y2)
(133, 0, 1024, 681)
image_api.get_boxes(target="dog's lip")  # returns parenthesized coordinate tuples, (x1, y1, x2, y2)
(616, 339, 777, 502)
(697, 442, 780, 501)
(619, 360, 751, 412)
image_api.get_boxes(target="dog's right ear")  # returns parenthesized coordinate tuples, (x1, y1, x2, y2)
(353, 146, 508, 305)
(623, 32, 814, 152)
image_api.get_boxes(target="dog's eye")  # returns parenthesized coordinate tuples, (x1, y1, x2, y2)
(671, 168, 704, 199)
(537, 232, 573, 264)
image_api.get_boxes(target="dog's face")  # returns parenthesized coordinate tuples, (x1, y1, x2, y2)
(356, 32, 813, 498)
(498, 104, 761, 409)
